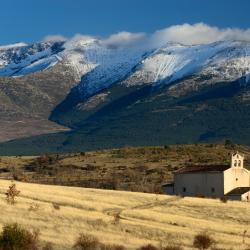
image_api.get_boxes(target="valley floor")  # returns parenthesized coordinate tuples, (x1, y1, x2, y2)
(0, 180, 249, 249)
(0, 118, 69, 142)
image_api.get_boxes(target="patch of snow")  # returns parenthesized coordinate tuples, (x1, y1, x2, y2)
(0, 42, 28, 50)
(122, 41, 250, 88)
(62, 39, 149, 97)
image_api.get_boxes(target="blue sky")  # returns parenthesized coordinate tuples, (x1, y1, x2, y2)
(1, 0, 250, 45)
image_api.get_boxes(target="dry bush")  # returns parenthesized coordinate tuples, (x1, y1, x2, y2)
(137, 244, 158, 250)
(0, 223, 39, 250)
(112, 213, 121, 225)
(52, 202, 60, 210)
(73, 233, 100, 250)
(12, 168, 25, 181)
(37, 155, 50, 166)
(193, 232, 215, 250)
(5, 183, 20, 205)
(73, 233, 126, 250)
(220, 197, 228, 203)
(243, 230, 247, 244)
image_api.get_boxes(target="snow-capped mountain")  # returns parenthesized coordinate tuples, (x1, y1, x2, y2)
(1, 39, 250, 97)
(2, 38, 250, 152)
(122, 41, 250, 87)
(0, 41, 64, 76)
(63, 38, 150, 97)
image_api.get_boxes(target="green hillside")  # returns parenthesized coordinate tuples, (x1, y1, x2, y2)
(1, 77, 250, 155)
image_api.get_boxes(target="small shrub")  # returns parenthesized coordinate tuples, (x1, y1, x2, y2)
(52, 203, 60, 210)
(12, 169, 24, 181)
(5, 183, 20, 205)
(112, 213, 121, 225)
(37, 155, 50, 166)
(73, 233, 100, 250)
(224, 139, 235, 149)
(243, 230, 247, 244)
(220, 197, 227, 203)
(193, 232, 215, 250)
(137, 244, 158, 250)
(0, 223, 39, 250)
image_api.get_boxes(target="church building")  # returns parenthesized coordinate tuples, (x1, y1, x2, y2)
(163, 152, 250, 201)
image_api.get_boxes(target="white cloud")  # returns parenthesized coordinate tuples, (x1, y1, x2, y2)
(63, 34, 98, 50)
(151, 23, 250, 46)
(43, 34, 67, 43)
(42, 23, 250, 48)
(102, 31, 146, 48)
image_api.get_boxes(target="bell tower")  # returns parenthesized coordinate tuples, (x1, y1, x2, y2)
(231, 152, 244, 168)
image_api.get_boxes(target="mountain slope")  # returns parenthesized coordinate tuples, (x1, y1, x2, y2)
(1, 39, 250, 153)
(0, 62, 78, 142)
(2, 76, 250, 155)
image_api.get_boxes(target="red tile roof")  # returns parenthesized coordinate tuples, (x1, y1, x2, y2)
(175, 164, 230, 174)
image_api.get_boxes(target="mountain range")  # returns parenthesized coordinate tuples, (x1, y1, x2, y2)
(1, 38, 250, 155)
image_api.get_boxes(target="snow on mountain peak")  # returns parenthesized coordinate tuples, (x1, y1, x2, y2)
(0, 41, 64, 76)
(121, 41, 250, 88)
(0, 39, 250, 98)
(0, 42, 28, 50)
(73, 42, 150, 97)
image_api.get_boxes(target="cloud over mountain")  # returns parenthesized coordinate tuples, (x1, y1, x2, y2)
(43, 23, 250, 48)
(43, 34, 67, 43)
(102, 31, 146, 48)
(151, 23, 250, 46)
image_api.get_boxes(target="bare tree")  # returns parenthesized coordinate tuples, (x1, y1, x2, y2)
(5, 183, 20, 205)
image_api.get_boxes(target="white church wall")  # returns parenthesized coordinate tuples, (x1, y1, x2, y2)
(224, 168, 250, 194)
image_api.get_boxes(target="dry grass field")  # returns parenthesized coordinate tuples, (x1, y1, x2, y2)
(0, 180, 249, 250)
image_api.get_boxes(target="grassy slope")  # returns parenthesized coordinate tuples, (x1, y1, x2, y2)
(0, 63, 77, 142)
(2, 80, 250, 155)
(0, 144, 250, 193)
(0, 180, 249, 250)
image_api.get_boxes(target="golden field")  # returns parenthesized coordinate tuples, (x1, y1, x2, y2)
(0, 180, 249, 249)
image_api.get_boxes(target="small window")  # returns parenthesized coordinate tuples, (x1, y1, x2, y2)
(211, 187, 215, 193)
(238, 160, 241, 167)
(234, 160, 237, 167)
(236, 178, 238, 181)
(183, 187, 186, 192)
